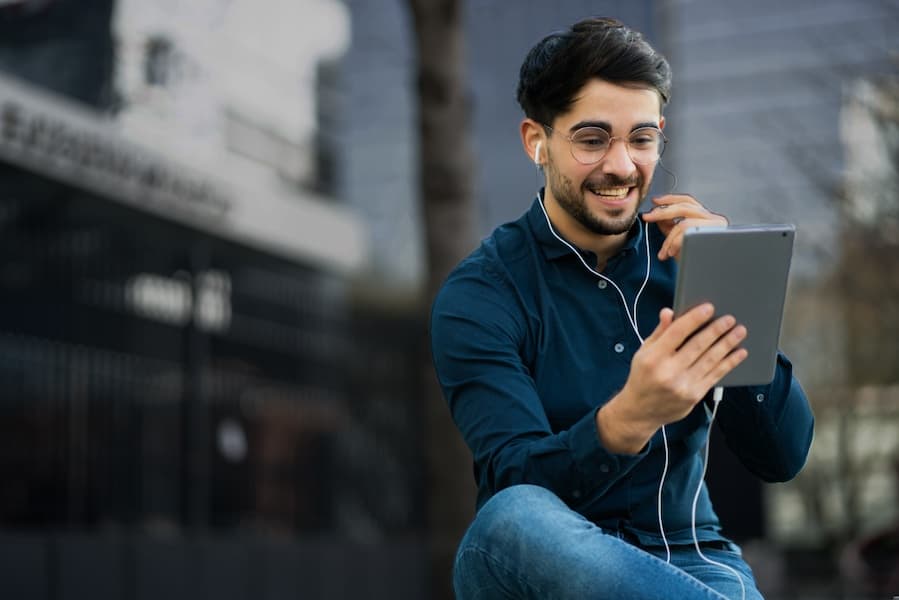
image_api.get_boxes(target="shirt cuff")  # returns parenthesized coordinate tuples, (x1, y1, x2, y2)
(567, 407, 650, 492)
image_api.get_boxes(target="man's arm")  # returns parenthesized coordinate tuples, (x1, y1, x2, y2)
(430, 261, 651, 506)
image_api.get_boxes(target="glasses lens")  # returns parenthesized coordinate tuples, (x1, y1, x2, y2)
(569, 128, 610, 164)
(627, 128, 665, 164)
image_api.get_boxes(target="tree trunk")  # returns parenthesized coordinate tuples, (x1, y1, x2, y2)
(406, 0, 477, 598)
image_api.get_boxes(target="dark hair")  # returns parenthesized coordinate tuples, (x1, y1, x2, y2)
(516, 17, 672, 126)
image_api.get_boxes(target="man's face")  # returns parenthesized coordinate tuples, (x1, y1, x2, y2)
(543, 79, 664, 236)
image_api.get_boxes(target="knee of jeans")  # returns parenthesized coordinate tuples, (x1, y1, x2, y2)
(455, 485, 564, 592)
(482, 484, 562, 522)
(461, 485, 565, 550)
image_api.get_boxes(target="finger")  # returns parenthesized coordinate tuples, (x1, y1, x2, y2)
(645, 195, 717, 224)
(651, 193, 701, 209)
(655, 303, 715, 352)
(678, 315, 739, 367)
(699, 346, 749, 391)
(658, 218, 693, 260)
(657, 218, 693, 260)
(657, 214, 728, 260)
(644, 307, 675, 344)
(642, 203, 681, 224)
(688, 322, 747, 377)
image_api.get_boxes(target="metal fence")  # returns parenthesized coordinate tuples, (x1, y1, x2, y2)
(0, 162, 427, 598)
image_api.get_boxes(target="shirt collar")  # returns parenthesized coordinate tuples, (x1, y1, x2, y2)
(526, 191, 645, 263)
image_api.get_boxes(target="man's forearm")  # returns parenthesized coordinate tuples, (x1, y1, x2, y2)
(595, 391, 658, 455)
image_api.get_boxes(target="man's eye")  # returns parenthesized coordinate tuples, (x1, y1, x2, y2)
(576, 137, 608, 148)
(629, 136, 655, 147)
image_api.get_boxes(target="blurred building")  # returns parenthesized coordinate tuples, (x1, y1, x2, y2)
(0, 1, 427, 598)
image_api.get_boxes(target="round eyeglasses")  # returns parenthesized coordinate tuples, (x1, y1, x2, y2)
(543, 124, 667, 165)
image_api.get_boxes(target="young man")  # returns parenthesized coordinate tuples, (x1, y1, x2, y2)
(430, 17, 814, 600)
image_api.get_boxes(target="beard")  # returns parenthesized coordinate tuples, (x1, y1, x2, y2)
(545, 157, 647, 236)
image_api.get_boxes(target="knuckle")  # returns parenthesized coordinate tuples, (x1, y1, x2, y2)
(714, 317, 736, 337)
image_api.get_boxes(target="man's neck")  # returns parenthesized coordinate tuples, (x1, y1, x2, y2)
(543, 193, 631, 271)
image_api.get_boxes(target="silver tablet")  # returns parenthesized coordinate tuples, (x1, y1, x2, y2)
(672, 224, 795, 387)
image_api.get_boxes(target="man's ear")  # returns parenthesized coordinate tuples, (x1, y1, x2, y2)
(659, 115, 666, 131)
(520, 119, 546, 165)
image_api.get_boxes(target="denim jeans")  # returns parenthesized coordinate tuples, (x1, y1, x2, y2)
(453, 485, 763, 600)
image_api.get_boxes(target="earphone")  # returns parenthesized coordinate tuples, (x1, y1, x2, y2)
(535, 141, 542, 165)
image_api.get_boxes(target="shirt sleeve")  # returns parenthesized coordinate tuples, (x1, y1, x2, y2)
(713, 352, 815, 482)
(430, 260, 648, 508)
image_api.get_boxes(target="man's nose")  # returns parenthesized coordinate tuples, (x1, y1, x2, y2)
(600, 138, 636, 177)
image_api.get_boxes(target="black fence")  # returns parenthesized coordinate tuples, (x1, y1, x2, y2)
(0, 162, 427, 598)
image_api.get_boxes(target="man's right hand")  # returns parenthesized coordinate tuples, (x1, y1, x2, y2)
(595, 303, 748, 455)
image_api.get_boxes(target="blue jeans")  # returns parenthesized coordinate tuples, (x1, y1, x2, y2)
(453, 485, 763, 600)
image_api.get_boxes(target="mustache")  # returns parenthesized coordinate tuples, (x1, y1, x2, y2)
(583, 174, 643, 189)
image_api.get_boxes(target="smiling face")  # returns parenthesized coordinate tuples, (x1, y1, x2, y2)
(534, 79, 665, 247)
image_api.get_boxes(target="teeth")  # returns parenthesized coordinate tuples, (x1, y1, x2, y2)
(592, 187, 630, 197)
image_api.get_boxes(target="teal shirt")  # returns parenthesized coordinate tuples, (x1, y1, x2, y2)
(430, 196, 814, 546)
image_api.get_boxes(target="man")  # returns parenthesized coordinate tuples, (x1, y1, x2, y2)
(430, 17, 814, 600)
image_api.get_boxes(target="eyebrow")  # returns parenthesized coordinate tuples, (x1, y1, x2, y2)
(568, 120, 660, 134)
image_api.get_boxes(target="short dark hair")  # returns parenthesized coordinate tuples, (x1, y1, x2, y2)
(516, 17, 672, 126)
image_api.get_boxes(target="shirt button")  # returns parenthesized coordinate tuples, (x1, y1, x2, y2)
(614, 343, 624, 353)
(597, 280, 608, 289)
(756, 393, 765, 402)
(572, 489, 582, 499)
(599, 464, 610, 473)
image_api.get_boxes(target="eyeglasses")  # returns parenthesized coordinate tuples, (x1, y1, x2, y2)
(543, 124, 667, 165)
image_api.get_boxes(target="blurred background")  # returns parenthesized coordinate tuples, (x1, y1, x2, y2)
(0, 0, 896, 598)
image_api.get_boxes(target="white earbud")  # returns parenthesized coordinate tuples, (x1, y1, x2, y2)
(535, 141, 542, 165)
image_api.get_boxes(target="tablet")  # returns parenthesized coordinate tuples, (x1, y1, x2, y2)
(672, 224, 795, 387)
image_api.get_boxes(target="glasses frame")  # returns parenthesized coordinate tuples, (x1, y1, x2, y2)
(542, 123, 668, 166)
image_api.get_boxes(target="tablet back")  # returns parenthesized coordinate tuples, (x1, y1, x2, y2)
(673, 224, 795, 387)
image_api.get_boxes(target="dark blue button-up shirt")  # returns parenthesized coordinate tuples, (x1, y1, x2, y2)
(430, 196, 814, 546)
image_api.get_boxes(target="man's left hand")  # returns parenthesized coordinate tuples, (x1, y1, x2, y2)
(641, 194, 728, 261)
